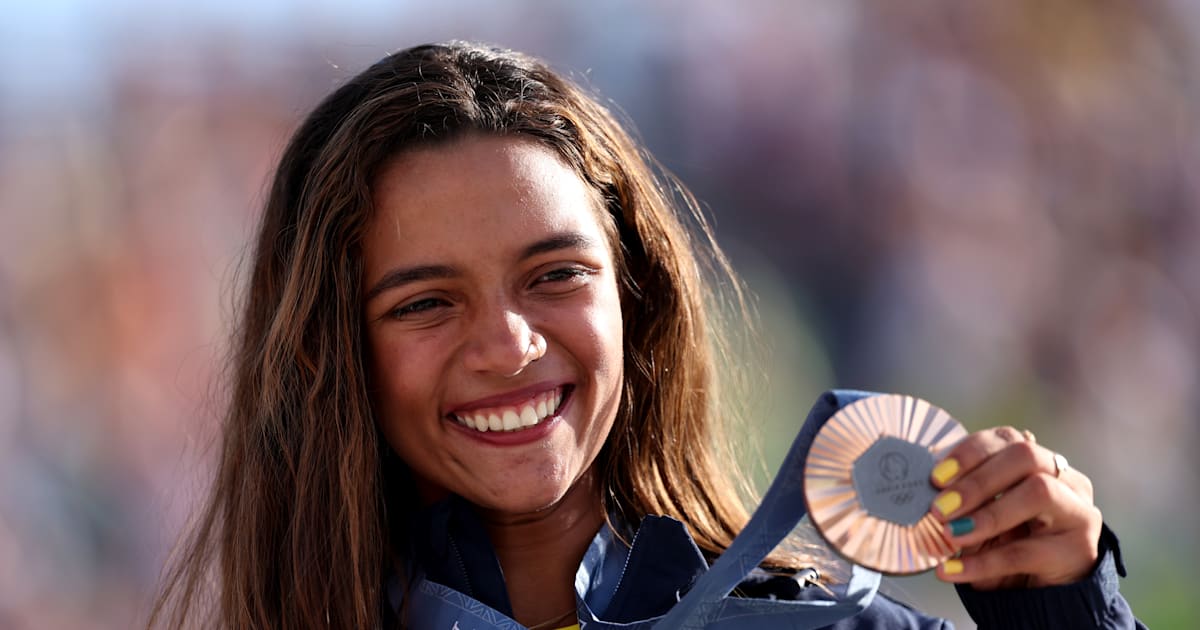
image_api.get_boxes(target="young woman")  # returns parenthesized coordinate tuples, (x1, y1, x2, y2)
(150, 42, 1142, 629)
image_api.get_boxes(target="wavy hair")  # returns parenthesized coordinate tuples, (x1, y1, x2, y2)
(150, 41, 797, 629)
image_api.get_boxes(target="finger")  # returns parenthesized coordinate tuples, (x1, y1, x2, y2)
(948, 528, 1028, 591)
(930, 426, 1031, 489)
(931, 427, 1092, 502)
(936, 528, 1102, 587)
(940, 473, 1098, 547)
(931, 439, 1046, 521)
(931, 442, 1095, 522)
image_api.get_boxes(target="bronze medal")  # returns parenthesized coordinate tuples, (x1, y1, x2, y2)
(804, 394, 968, 574)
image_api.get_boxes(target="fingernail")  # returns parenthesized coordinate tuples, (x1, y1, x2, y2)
(932, 458, 959, 485)
(933, 491, 962, 516)
(943, 559, 964, 575)
(948, 517, 975, 536)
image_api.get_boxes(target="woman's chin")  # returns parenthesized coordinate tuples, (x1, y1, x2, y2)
(472, 484, 572, 516)
(469, 468, 600, 519)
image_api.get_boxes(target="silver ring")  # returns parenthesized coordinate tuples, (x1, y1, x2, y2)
(1053, 452, 1069, 479)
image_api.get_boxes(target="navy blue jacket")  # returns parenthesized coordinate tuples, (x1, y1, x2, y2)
(393, 496, 1145, 629)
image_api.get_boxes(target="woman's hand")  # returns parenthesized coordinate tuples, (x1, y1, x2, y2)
(928, 426, 1103, 590)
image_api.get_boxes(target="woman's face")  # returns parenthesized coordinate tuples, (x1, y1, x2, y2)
(362, 135, 624, 515)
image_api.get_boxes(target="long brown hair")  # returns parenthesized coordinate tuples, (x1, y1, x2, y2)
(150, 41, 792, 629)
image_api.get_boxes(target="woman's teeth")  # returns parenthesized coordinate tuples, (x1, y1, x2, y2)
(454, 388, 564, 433)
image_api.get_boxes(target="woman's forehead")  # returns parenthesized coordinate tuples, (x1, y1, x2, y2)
(364, 135, 610, 264)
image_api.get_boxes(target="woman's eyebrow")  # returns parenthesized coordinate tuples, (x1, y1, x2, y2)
(364, 264, 457, 302)
(520, 232, 601, 260)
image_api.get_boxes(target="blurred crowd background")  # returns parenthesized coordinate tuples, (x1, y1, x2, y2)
(1, 1, 1197, 628)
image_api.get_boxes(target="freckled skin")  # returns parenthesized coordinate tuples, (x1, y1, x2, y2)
(361, 135, 625, 516)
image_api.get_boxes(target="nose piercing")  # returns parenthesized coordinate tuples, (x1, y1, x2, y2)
(528, 333, 547, 362)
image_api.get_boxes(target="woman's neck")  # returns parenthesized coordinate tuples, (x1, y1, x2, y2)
(477, 469, 604, 628)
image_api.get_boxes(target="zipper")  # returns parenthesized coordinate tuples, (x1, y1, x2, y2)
(609, 521, 643, 599)
(447, 536, 474, 597)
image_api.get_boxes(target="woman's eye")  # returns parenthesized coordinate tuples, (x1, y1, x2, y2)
(388, 297, 448, 319)
(536, 267, 591, 284)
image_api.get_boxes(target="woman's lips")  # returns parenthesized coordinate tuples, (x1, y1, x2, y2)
(451, 385, 565, 433)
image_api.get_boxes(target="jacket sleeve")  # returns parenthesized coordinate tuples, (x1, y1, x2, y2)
(953, 524, 1146, 630)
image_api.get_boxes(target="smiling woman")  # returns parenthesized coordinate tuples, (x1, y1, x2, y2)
(361, 138, 627, 622)
(147, 42, 1143, 629)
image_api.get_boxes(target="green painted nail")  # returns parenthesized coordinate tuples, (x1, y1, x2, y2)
(949, 517, 975, 537)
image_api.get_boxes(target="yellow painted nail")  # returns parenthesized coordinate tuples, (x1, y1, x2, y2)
(933, 491, 962, 516)
(943, 559, 964, 575)
(932, 458, 959, 485)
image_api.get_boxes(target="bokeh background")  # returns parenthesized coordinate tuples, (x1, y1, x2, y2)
(1, 1, 1197, 628)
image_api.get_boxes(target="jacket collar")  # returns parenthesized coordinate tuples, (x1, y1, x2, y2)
(408, 495, 709, 622)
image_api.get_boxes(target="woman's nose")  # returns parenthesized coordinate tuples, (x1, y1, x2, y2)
(462, 307, 547, 376)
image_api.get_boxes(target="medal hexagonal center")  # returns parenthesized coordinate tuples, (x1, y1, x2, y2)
(851, 436, 938, 525)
